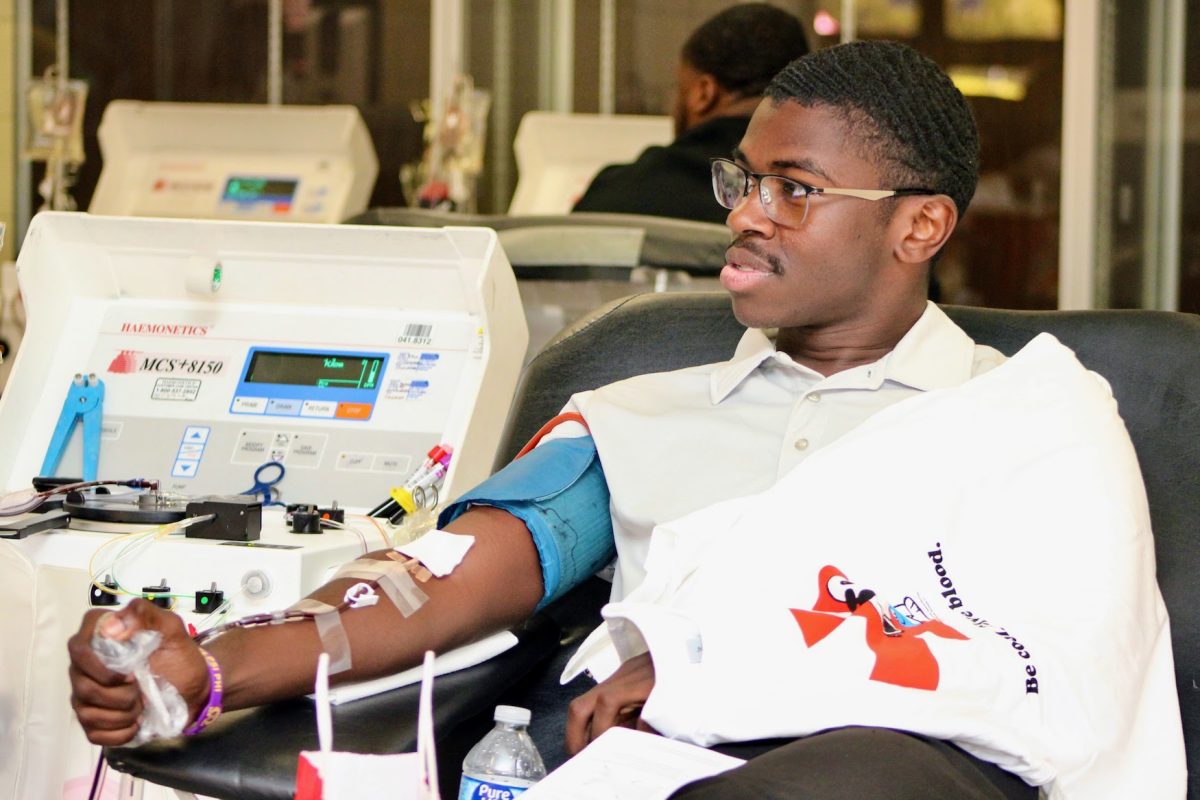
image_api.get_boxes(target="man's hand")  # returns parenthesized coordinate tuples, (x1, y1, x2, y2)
(67, 599, 208, 746)
(565, 652, 659, 755)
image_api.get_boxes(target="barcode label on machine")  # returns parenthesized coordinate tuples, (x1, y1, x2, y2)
(398, 323, 434, 345)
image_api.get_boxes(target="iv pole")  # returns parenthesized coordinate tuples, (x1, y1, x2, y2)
(35, 0, 82, 211)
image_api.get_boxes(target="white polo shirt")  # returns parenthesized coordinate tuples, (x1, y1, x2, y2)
(557, 301, 1005, 600)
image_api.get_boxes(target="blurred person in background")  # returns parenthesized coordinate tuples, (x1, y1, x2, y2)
(572, 3, 808, 224)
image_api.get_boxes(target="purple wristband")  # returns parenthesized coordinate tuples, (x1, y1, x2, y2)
(182, 647, 223, 736)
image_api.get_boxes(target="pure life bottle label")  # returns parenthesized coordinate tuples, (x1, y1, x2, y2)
(458, 776, 530, 799)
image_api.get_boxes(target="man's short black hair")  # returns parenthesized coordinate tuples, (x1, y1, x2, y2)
(682, 3, 809, 98)
(765, 40, 980, 218)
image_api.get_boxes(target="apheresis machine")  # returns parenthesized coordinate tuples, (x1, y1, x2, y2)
(0, 212, 527, 799)
(89, 101, 379, 223)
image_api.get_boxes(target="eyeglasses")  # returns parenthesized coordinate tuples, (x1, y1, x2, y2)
(710, 158, 936, 227)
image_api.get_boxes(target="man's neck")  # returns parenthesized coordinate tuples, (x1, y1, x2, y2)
(775, 302, 928, 377)
(689, 95, 761, 131)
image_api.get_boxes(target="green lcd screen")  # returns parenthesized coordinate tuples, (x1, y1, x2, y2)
(244, 351, 384, 390)
(222, 177, 299, 203)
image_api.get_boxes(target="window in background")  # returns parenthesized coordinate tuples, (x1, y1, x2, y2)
(1184, 10, 1199, 313)
(1099, 0, 1196, 313)
(465, 0, 546, 214)
(811, 0, 1063, 309)
(943, 0, 1061, 41)
(852, 0, 922, 38)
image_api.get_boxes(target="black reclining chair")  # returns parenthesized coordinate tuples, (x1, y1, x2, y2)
(109, 293, 1200, 798)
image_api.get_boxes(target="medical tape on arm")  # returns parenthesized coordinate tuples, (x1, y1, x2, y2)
(313, 610, 353, 674)
(331, 558, 429, 617)
(284, 597, 353, 673)
(284, 564, 427, 675)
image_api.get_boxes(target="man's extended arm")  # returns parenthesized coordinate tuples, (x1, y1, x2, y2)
(68, 507, 541, 746)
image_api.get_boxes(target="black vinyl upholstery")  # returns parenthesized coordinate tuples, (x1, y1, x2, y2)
(109, 292, 1200, 798)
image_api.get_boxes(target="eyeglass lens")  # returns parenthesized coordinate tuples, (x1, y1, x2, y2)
(711, 160, 807, 225)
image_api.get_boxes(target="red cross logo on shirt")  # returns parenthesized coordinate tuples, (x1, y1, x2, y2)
(790, 565, 967, 691)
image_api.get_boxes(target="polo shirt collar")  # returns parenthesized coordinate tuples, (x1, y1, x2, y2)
(709, 302, 977, 403)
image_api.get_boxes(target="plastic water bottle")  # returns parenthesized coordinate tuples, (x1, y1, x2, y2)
(457, 705, 547, 799)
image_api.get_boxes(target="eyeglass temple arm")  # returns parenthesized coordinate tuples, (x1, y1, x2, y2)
(816, 187, 936, 201)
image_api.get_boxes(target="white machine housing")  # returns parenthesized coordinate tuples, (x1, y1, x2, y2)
(91, 101, 379, 223)
(508, 111, 673, 215)
(0, 212, 527, 800)
(0, 212, 526, 503)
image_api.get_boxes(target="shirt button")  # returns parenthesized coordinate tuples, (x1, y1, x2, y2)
(807, 392, 821, 403)
(794, 438, 809, 451)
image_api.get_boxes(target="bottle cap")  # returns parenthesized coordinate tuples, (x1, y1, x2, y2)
(493, 705, 531, 725)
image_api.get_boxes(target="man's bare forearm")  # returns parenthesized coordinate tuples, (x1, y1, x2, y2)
(207, 506, 543, 711)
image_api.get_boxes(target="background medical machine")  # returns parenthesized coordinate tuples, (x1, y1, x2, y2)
(89, 101, 379, 223)
(507, 111, 672, 215)
(0, 212, 526, 799)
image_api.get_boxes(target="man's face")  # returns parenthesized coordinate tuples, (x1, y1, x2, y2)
(721, 101, 899, 331)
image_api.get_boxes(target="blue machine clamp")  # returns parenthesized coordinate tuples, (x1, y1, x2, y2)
(41, 373, 105, 481)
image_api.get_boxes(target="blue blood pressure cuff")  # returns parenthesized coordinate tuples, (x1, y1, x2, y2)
(438, 436, 615, 609)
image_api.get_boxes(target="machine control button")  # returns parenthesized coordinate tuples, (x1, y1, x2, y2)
(232, 396, 268, 414)
(287, 434, 328, 468)
(183, 426, 211, 444)
(233, 430, 273, 464)
(335, 402, 373, 420)
(337, 452, 373, 471)
(375, 454, 410, 473)
(301, 400, 337, 418)
(266, 398, 302, 416)
(172, 460, 199, 477)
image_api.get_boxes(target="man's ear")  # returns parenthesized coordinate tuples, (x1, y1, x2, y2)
(893, 195, 958, 265)
(685, 73, 721, 122)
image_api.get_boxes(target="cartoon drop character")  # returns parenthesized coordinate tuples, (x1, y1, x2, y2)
(790, 565, 968, 690)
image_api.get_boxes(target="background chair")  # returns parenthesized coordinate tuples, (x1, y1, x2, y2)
(108, 292, 1200, 798)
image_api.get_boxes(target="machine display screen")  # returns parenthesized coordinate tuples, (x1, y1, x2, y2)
(222, 177, 299, 204)
(244, 351, 384, 390)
